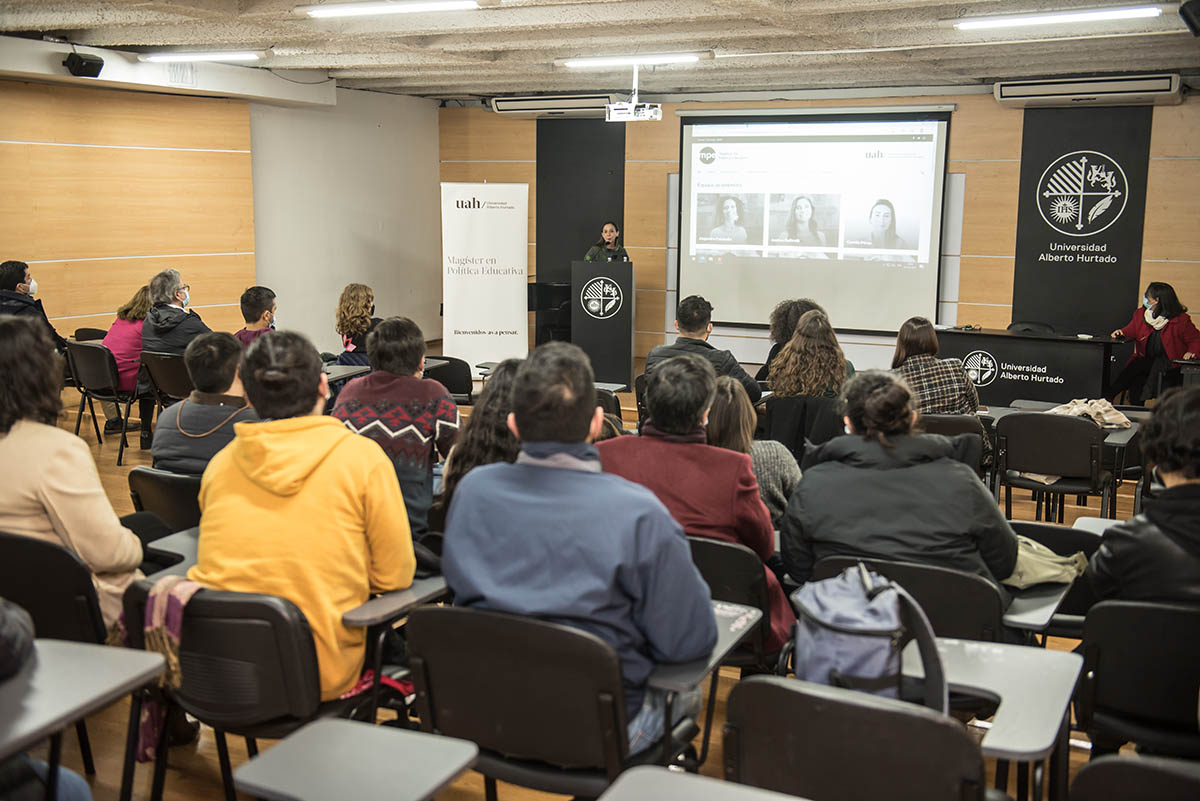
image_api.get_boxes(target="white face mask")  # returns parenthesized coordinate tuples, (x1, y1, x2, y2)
(270, 310, 278, 329)
(179, 288, 190, 307)
(844, 423, 853, 435)
(25, 278, 37, 297)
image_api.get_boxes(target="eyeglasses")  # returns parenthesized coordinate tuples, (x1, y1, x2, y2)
(180, 284, 190, 291)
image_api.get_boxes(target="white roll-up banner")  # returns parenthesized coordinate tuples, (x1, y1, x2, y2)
(441, 182, 529, 377)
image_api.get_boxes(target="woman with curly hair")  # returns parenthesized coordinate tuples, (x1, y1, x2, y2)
(767, 309, 854, 399)
(756, 298, 825, 381)
(335, 283, 381, 362)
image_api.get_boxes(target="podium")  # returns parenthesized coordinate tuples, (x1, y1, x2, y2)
(571, 260, 634, 388)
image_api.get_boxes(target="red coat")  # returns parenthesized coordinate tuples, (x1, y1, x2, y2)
(597, 428, 794, 654)
(1119, 308, 1200, 364)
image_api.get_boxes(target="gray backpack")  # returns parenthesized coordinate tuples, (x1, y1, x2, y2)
(786, 563, 948, 713)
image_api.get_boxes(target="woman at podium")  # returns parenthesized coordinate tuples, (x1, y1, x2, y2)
(584, 221, 629, 262)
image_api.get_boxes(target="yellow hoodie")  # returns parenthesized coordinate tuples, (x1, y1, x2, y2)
(189, 415, 415, 700)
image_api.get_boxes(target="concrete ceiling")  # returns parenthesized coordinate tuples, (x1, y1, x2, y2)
(1, 0, 1197, 99)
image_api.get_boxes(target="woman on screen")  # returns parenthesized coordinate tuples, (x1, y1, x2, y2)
(584, 221, 629, 263)
(786, 195, 826, 246)
(868, 198, 906, 249)
(709, 197, 748, 243)
(767, 310, 854, 399)
(1108, 282, 1200, 404)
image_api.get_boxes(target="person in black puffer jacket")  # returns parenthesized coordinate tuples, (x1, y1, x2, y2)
(780, 370, 1017, 592)
(142, 268, 211, 356)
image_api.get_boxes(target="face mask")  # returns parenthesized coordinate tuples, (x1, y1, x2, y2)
(180, 288, 190, 307)
(270, 311, 278, 329)
(25, 278, 37, 297)
(844, 423, 852, 435)
(1144, 297, 1154, 309)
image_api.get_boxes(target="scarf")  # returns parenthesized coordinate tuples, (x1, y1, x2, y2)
(1145, 306, 1169, 331)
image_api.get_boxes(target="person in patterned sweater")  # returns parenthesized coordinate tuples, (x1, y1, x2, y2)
(333, 317, 460, 534)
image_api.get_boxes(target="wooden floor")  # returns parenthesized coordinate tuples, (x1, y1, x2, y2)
(39, 388, 1133, 801)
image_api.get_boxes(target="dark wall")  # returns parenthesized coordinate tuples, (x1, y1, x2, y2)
(536, 119, 626, 283)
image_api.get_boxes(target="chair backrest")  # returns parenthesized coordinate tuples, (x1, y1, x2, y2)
(724, 676, 987, 801)
(811, 556, 1006, 642)
(73, 327, 108, 342)
(0, 530, 107, 643)
(128, 466, 203, 532)
(1007, 321, 1055, 334)
(406, 606, 629, 776)
(996, 412, 1105, 484)
(65, 340, 120, 395)
(1077, 601, 1200, 732)
(425, 356, 473, 402)
(123, 579, 322, 728)
(141, 351, 194, 400)
(919, 415, 985, 475)
(1071, 755, 1200, 801)
(633, 373, 649, 432)
(596, 388, 622, 421)
(687, 537, 771, 660)
(759, 395, 843, 458)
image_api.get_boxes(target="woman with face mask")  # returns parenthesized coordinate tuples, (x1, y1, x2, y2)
(584, 221, 629, 262)
(1109, 282, 1200, 404)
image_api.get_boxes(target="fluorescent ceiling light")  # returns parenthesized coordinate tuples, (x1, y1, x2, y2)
(139, 51, 264, 62)
(954, 5, 1162, 30)
(560, 52, 713, 69)
(298, 0, 478, 18)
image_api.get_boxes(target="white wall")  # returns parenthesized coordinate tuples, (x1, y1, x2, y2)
(250, 88, 441, 353)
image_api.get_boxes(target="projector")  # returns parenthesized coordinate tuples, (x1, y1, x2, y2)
(605, 102, 662, 122)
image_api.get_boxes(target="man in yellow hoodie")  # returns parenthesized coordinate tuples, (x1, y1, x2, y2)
(189, 331, 416, 701)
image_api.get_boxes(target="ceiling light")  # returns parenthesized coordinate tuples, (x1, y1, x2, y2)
(559, 52, 714, 69)
(138, 51, 265, 63)
(953, 5, 1163, 31)
(298, 0, 479, 18)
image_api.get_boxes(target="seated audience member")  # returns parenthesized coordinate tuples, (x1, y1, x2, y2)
(708, 376, 800, 528)
(335, 283, 382, 365)
(594, 413, 626, 441)
(1070, 387, 1200, 611)
(332, 317, 460, 535)
(152, 332, 259, 475)
(143, 268, 211, 355)
(598, 355, 793, 654)
(443, 343, 717, 753)
(0, 260, 66, 350)
(646, 295, 762, 403)
(432, 358, 521, 528)
(0, 317, 165, 628)
(234, 285, 277, 349)
(189, 331, 415, 700)
(756, 298, 825, 382)
(768, 309, 855, 399)
(101, 284, 157, 444)
(892, 316, 980, 415)
(780, 370, 1017, 592)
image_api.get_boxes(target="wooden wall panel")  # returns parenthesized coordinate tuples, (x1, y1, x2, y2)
(953, 161, 1020, 259)
(1142, 159, 1200, 262)
(438, 161, 536, 243)
(956, 304, 1013, 329)
(0, 81, 251, 151)
(635, 332, 666, 358)
(943, 94, 1023, 162)
(1141, 260, 1200, 312)
(1149, 103, 1200, 158)
(627, 247, 667, 291)
(439, 108, 535, 162)
(0, 143, 254, 262)
(635, 289, 666, 333)
(51, 304, 246, 337)
(623, 162, 673, 248)
(957, 257, 1015, 305)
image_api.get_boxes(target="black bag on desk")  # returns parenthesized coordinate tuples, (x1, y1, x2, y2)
(784, 564, 947, 712)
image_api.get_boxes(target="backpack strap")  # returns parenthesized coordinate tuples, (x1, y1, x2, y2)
(894, 584, 948, 714)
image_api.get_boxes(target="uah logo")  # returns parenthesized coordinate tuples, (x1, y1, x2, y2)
(699, 147, 717, 165)
(963, 350, 998, 387)
(455, 197, 482, 210)
(1036, 150, 1127, 237)
(581, 277, 622, 320)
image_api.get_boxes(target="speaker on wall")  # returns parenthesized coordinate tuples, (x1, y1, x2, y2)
(62, 53, 104, 77)
(1182, 0, 1200, 36)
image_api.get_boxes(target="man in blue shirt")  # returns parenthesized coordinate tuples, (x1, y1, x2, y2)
(443, 342, 717, 753)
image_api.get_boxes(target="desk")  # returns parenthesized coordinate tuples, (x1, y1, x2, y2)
(902, 637, 1081, 800)
(1072, 516, 1115, 536)
(981, 406, 1140, 449)
(234, 718, 477, 801)
(0, 641, 165, 801)
(596, 381, 629, 394)
(599, 766, 809, 801)
(341, 576, 450, 627)
(1003, 583, 1072, 631)
(424, 357, 448, 372)
(323, 364, 370, 383)
(145, 526, 199, 578)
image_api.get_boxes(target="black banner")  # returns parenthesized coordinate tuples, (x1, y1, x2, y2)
(1011, 107, 1152, 336)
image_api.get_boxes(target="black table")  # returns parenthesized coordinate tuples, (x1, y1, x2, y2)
(0, 641, 165, 801)
(937, 328, 1120, 406)
(234, 718, 477, 801)
(599, 765, 810, 801)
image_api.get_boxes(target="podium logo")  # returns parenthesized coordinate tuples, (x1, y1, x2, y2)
(581, 277, 622, 320)
(1036, 150, 1127, 237)
(963, 350, 998, 387)
(455, 197, 482, 209)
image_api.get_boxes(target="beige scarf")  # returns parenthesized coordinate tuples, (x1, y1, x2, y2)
(1145, 306, 1169, 331)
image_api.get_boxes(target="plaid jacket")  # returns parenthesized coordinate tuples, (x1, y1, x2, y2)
(896, 353, 980, 416)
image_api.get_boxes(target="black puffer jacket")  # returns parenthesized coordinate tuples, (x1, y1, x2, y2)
(0, 290, 66, 350)
(781, 433, 1018, 587)
(645, 336, 761, 402)
(142, 304, 211, 356)
(1079, 484, 1200, 608)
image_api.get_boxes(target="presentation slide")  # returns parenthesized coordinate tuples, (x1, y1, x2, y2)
(678, 114, 950, 333)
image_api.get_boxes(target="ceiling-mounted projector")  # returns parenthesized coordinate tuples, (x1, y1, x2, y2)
(605, 101, 662, 122)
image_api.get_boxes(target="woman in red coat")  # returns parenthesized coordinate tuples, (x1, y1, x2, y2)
(1109, 282, 1200, 404)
